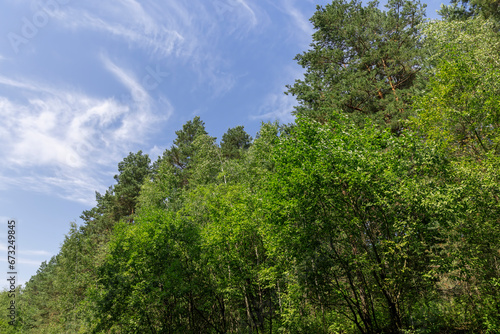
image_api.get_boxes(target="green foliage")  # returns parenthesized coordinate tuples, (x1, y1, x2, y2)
(287, 0, 426, 131)
(14, 2, 500, 332)
(113, 150, 152, 217)
(443, 156, 500, 331)
(0, 288, 22, 334)
(156, 116, 208, 185)
(220, 125, 252, 159)
(138, 152, 184, 214)
(17, 151, 153, 333)
(18, 115, 500, 333)
(18, 257, 65, 333)
(189, 133, 225, 186)
(245, 121, 281, 179)
(414, 17, 500, 158)
(185, 184, 275, 332)
(263, 117, 457, 333)
(438, 0, 500, 22)
(90, 208, 209, 333)
(88, 119, 282, 333)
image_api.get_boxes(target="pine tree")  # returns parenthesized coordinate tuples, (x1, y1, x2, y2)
(113, 150, 152, 217)
(220, 125, 252, 159)
(156, 116, 208, 187)
(287, 0, 426, 131)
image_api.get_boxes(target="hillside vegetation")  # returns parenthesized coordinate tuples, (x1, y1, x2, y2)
(2, 0, 500, 332)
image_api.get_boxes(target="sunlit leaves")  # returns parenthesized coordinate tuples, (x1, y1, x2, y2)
(264, 118, 457, 332)
(414, 17, 500, 158)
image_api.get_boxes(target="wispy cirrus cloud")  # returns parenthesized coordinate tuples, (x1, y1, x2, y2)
(0, 254, 49, 268)
(234, 0, 258, 27)
(252, 91, 296, 124)
(0, 0, 266, 207)
(282, 0, 315, 38)
(0, 218, 50, 289)
(50, 7, 184, 57)
(42, 0, 263, 93)
(251, 62, 305, 124)
(0, 60, 172, 204)
(0, 243, 51, 258)
(45, 0, 260, 57)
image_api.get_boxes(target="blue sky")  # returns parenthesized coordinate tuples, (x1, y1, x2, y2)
(0, 0, 445, 289)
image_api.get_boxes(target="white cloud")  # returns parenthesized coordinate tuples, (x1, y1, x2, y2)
(0, 256, 45, 267)
(0, 76, 46, 92)
(0, 69, 172, 204)
(147, 145, 165, 162)
(0, 243, 51, 257)
(252, 92, 296, 124)
(21, 249, 52, 257)
(235, 0, 258, 27)
(61, 10, 182, 57)
(101, 56, 148, 105)
(251, 62, 306, 124)
(43, 1, 261, 92)
(0, 240, 51, 290)
(19, 259, 46, 266)
(39, 0, 185, 57)
(281, 0, 315, 38)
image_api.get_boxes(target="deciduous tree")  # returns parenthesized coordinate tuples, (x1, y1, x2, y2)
(413, 17, 500, 158)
